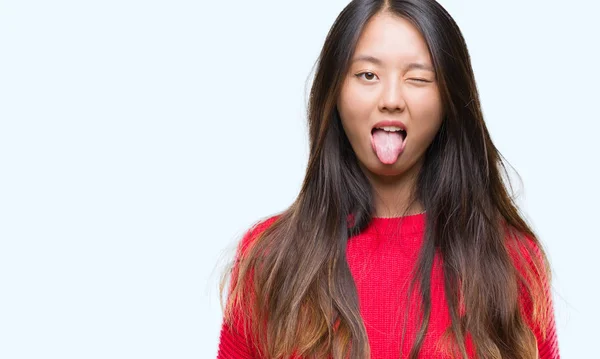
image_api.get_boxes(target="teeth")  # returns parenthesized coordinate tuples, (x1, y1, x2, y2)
(376, 126, 405, 132)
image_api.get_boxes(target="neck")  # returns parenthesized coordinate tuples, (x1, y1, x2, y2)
(360, 157, 425, 218)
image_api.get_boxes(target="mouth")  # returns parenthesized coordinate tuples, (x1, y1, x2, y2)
(370, 126, 407, 141)
(370, 120, 408, 138)
(370, 122, 408, 165)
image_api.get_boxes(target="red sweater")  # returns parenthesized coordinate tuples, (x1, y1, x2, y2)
(217, 213, 560, 358)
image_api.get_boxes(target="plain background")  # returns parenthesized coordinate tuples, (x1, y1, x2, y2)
(1, 0, 598, 358)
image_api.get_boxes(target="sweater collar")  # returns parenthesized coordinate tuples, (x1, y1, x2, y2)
(358, 212, 426, 237)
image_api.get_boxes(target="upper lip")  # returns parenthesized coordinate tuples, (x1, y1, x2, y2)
(372, 120, 407, 132)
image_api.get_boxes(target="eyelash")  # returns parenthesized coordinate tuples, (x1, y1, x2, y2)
(355, 72, 378, 81)
(354, 72, 429, 83)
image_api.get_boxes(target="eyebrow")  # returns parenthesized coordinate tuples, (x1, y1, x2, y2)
(351, 55, 435, 72)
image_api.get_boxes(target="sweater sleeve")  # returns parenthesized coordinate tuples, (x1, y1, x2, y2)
(217, 228, 259, 358)
(514, 235, 561, 359)
(216, 215, 280, 359)
(216, 308, 258, 358)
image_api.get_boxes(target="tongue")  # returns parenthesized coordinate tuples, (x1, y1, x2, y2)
(371, 129, 404, 164)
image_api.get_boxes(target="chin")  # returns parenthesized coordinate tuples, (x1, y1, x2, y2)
(373, 165, 406, 177)
(359, 156, 406, 177)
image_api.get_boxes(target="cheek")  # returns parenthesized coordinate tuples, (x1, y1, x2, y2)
(338, 86, 374, 139)
(340, 86, 375, 118)
(410, 88, 442, 114)
(407, 92, 444, 141)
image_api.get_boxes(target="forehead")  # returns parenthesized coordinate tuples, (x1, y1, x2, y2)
(353, 12, 432, 67)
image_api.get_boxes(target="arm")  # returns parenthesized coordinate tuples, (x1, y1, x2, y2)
(524, 272, 560, 359)
(216, 215, 280, 358)
(216, 305, 258, 358)
(217, 227, 259, 359)
(537, 311, 560, 359)
(515, 235, 561, 359)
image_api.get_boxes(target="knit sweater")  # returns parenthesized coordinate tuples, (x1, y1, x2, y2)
(217, 213, 560, 358)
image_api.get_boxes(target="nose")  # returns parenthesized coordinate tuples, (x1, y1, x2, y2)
(378, 78, 406, 113)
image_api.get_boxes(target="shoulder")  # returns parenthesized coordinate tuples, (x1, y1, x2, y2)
(236, 213, 282, 258)
(502, 227, 553, 312)
(504, 228, 548, 277)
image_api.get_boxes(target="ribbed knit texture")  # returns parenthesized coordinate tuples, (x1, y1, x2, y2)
(217, 213, 560, 358)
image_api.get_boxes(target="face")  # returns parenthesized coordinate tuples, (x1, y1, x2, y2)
(337, 12, 444, 178)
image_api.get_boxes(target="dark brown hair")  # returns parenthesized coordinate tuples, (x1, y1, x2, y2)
(219, 0, 554, 358)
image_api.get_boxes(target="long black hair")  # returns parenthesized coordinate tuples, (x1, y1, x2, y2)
(220, 1, 554, 358)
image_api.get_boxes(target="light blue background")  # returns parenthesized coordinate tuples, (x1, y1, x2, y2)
(1, 0, 598, 358)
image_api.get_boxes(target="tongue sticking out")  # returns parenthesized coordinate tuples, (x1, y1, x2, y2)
(371, 129, 405, 165)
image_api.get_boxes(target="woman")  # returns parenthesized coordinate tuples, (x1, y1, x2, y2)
(217, 0, 560, 358)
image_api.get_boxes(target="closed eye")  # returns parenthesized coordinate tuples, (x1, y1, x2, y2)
(410, 78, 430, 83)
